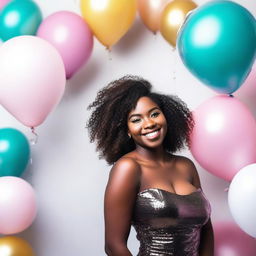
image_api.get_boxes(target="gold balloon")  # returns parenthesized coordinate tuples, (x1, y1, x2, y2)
(80, 0, 136, 49)
(160, 0, 197, 47)
(137, 0, 171, 34)
(0, 236, 35, 256)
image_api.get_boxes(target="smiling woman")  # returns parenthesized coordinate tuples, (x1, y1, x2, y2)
(86, 75, 214, 256)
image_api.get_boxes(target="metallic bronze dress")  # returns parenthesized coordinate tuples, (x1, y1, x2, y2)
(132, 188, 211, 256)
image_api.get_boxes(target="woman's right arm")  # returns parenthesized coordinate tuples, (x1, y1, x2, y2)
(104, 157, 141, 256)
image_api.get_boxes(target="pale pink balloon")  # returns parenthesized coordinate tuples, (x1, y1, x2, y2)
(0, 177, 37, 235)
(37, 11, 93, 79)
(214, 221, 256, 256)
(0, 0, 10, 10)
(0, 36, 66, 127)
(190, 95, 256, 181)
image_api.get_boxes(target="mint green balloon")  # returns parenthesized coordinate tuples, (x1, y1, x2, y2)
(0, 0, 42, 41)
(0, 128, 30, 177)
(177, 0, 256, 94)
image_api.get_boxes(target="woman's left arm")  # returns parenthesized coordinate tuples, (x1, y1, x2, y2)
(199, 218, 214, 256)
(180, 156, 214, 256)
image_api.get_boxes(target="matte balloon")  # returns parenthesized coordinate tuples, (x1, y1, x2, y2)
(0, 128, 30, 177)
(37, 11, 93, 79)
(160, 0, 197, 47)
(0, 36, 66, 127)
(228, 164, 256, 238)
(0, 0, 42, 41)
(0, 177, 37, 234)
(177, 0, 256, 94)
(0, 236, 35, 256)
(137, 0, 170, 34)
(0, 0, 10, 10)
(80, 0, 136, 48)
(214, 221, 256, 256)
(190, 95, 256, 181)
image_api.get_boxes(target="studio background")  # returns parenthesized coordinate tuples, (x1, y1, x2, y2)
(0, 0, 255, 255)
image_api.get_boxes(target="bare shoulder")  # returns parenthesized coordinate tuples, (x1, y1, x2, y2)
(107, 155, 141, 192)
(174, 155, 199, 178)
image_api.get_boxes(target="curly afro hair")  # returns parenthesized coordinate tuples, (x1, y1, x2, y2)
(87, 75, 194, 165)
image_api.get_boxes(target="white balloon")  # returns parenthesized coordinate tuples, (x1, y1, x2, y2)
(228, 163, 256, 238)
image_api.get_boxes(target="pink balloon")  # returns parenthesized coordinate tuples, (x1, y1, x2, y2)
(0, 177, 37, 235)
(190, 95, 256, 181)
(37, 11, 93, 79)
(214, 221, 256, 256)
(0, 0, 10, 10)
(0, 36, 66, 127)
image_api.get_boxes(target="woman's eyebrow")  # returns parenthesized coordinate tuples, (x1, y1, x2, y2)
(128, 107, 160, 120)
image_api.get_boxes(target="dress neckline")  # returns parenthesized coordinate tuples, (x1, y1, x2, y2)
(137, 187, 202, 197)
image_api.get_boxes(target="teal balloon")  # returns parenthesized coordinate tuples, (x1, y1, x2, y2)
(0, 128, 30, 177)
(177, 0, 256, 94)
(0, 0, 42, 41)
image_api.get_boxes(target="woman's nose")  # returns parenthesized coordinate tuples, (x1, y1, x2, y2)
(144, 118, 156, 129)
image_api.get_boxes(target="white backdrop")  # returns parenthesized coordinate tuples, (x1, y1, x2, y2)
(0, 0, 255, 255)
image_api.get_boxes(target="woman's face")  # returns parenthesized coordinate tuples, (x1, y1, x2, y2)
(127, 96, 167, 149)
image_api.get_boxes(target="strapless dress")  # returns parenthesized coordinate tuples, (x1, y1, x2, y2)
(132, 188, 211, 256)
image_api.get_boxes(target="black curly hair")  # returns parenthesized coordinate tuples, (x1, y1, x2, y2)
(87, 75, 194, 165)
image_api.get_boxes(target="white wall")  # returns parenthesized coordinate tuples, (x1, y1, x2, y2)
(0, 0, 255, 255)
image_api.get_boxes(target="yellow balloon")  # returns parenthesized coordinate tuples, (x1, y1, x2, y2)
(80, 0, 137, 49)
(0, 236, 35, 256)
(160, 0, 197, 47)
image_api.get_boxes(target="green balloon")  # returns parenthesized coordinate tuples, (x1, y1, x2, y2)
(177, 0, 256, 94)
(0, 128, 30, 177)
(0, 0, 42, 41)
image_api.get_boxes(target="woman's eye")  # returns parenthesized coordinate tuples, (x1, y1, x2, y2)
(131, 118, 141, 123)
(151, 112, 160, 118)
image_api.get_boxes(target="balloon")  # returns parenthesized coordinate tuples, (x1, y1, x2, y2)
(0, 36, 66, 128)
(0, 236, 35, 256)
(137, 0, 170, 34)
(0, 0, 42, 41)
(0, 177, 37, 234)
(0, 0, 10, 10)
(228, 163, 256, 238)
(80, 0, 136, 48)
(0, 128, 30, 177)
(177, 0, 256, 94)
(37, 11, 93, 79)
(190, 95, 256, 181)
(214, 221, 256, 256)
(160, 0, 197, 47)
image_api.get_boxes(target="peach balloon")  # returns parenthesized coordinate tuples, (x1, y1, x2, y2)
(137, 0, 170, 34)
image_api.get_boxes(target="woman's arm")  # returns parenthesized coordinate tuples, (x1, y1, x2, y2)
(180, 157, 214, 256)
(104, 157, 140, 256)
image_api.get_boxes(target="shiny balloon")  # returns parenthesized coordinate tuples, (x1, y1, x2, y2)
(0, 0, 42, 41)
(80, 0, 136, 48)
(0, 36, 66, 128)
(177, 0, 256, 94)
(214, 221, 256, 255)
(137, 0, 170, 34)
(37, 11, 94, 79)
(0, 176, 37, 234)
(0, 128, 30, 177)
(228, 164, 256, 238)
(160, 0, 197, 47)
(0, 0, 11, 10)
(0, 236, 35, 256)
(190, 95, 256, 181)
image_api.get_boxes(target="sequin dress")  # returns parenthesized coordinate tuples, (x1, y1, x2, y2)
(132, 188, 211, 256)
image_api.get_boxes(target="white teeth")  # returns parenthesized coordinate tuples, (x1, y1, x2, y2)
(145, 130, 159, 138)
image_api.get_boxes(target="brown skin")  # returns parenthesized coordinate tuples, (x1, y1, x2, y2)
(104, 97, 214, 256)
